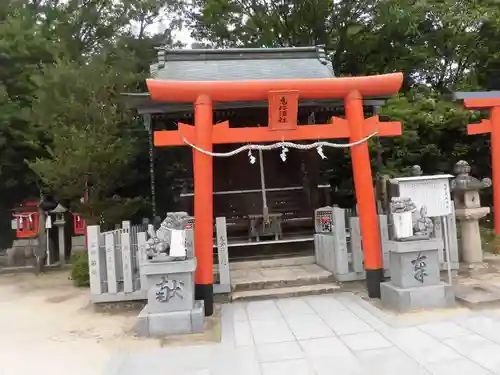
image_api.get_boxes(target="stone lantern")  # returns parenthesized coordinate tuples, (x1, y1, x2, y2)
(451, 160, 491, 264)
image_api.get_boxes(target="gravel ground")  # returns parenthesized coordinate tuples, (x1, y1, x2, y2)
(0, 271, 160, 375)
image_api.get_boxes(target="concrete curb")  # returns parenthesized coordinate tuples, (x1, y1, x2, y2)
(0, 263, 72, 275)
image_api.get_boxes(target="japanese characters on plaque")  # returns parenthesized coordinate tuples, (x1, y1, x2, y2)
(279, 96, 288, 123)
(268, 90, 299, 131)
(395, 175, 453, 217)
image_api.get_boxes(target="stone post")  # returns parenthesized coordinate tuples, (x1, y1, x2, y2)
(51, 204, 68, 265)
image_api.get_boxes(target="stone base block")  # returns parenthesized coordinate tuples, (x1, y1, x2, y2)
(380, 281, 455, 312)
(7, 239, 38, 266)
(71, 236, 86, 252)
(135, 300, 205, 337)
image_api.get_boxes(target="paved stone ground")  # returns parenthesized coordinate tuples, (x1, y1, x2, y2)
(104, 293, 500, 375)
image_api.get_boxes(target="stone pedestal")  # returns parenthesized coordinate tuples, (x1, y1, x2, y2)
(6, 238, 38, 266)
(135, 258, 205, 337)
(71, 236, 86, 253)
(455, 207, 490, 264)
(381, 239, 455, 311)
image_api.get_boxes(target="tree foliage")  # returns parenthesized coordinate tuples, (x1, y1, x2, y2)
(28, 55, 142, 224)
(1, 0, 500, 246)
(188, 0, 500, 202)
(0, 0, 184, 244)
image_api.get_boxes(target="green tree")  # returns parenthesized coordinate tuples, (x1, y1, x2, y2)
(28, 55, 143, 225)
(0, 3, 59, 247)
(0, 0, 186, 233)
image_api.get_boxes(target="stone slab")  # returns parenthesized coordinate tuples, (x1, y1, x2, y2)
(380, 281, 455, 312)
(141, 258, 197, 281)
(231, 283, 340, 302)
(386, 238, 444, 253)
(454, 284, 500, 309)
(230, 256, 315, 270)
(190, 300, 205, 333)
(231, 264, 334, 291)
(135, 307, 150, 336)
(149, 309, 192, 336)
(90, 290, 146, 304)
(135, 301, 205, 337)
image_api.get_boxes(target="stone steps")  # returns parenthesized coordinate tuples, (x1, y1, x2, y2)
(229, 255, 340, 301)
(231, 283, 341, 301)
(230, 255, 316, 270)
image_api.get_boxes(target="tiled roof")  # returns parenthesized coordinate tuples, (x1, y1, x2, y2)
(149, 46, 334, 81)
(122, 47, 389, 113)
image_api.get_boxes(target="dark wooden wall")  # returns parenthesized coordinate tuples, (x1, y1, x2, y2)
(152, 105, 345, 220)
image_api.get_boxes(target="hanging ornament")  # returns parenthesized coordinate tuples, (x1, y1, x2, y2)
(317, 145, 327, 160)
(248, 149, 256, 164)
(280, 145, 289, 162)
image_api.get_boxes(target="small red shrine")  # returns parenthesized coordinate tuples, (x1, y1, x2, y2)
(73, 214, 86, 235)
(12, 201, 39, 238)
(12, 201, 85, 238)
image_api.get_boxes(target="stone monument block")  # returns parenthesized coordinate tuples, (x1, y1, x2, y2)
(382, 171, 456, 312)
(135, 213, 204, 337)
(387, 239, 443, 289)
(142, 258, 196, 314)
(381, 239, 455, 312)
(7, 238, 38, 266)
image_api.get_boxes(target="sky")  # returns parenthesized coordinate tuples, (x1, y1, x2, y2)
(174, 27, 195, 47)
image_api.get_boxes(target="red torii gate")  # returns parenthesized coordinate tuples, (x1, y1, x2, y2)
(454, 92, 500, 234)
(147, 73, 404, 316)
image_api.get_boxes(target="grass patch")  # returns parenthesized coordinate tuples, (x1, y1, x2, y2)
(70, 252, 90, 287)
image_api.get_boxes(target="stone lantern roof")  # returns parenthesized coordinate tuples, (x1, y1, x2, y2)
(451, 160, 491, 193)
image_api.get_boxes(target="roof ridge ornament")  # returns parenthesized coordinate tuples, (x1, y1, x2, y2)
(315, 45, 329, 66)
(157, 47, 166, 69)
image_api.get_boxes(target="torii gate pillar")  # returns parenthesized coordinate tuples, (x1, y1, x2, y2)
(454, 92, 500, 234)
(148, 74, 404, 315)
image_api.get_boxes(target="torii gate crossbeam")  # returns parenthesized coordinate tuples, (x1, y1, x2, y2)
(147, 73, 404, 316)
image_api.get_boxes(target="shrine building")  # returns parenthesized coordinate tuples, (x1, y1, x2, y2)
(123, 46, 404, 313)
(123, 46, 392, 258)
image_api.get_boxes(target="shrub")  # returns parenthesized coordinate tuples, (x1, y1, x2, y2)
(71, 252, 90, 287)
